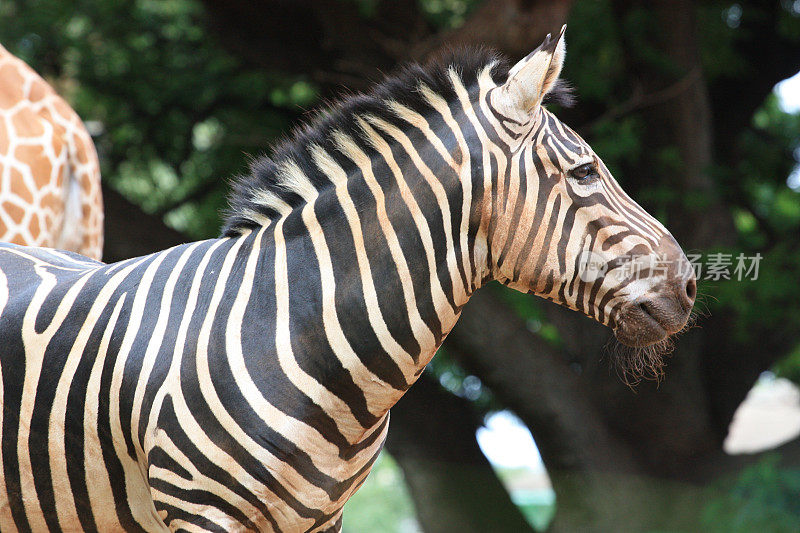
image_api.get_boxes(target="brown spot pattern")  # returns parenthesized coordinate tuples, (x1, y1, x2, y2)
(0, 44, 104, 259)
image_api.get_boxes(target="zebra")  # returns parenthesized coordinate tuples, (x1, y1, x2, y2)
(0, 27, 695, 532)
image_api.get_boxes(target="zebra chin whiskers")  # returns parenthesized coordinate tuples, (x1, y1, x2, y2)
(692, 288, 714, 320)
(604, 302, 702, 387)
(604, 335, 674, 388)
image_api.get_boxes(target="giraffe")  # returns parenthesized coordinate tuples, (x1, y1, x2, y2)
(0, 43, 103, 260)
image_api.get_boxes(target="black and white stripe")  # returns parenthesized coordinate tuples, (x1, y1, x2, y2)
(0, 29, 689, 532)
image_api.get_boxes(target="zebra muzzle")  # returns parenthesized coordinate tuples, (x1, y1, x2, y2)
(614, 273, 696, 347)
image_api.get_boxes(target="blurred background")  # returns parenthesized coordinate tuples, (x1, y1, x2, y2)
(2, 0, 800, 531)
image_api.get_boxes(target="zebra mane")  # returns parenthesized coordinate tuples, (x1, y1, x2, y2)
(222, 46, 573, 237)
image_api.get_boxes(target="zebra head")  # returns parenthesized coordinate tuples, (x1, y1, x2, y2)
(484, 27, 696, 350)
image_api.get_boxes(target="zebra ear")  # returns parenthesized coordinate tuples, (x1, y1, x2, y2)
(492, 25, 566, 121)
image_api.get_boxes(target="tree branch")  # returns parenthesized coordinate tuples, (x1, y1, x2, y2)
(578, 68, 702, 134)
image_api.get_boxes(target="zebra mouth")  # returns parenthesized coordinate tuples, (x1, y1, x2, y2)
(614, 297, 686, 348)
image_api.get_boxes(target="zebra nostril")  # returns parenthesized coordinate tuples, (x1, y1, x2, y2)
(684, 277, 697, 304)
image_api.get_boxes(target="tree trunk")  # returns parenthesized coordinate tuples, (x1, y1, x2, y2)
(385, 375, 534, 533)
(447, 290, 712, 531)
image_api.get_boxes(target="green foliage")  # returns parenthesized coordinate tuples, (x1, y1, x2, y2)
(587, 117, 643, 180)
(0, 0, 310, 239)
(701, 242, 800, 344)
(343, 0, 382, 18)
(697, 2, 748, 81)
(562, 0, 624, 101)
(773, 344, 800, 385)
(419, 0, 482, 29)
(707, 93, 800, 344)
(702, 455, 800, 533)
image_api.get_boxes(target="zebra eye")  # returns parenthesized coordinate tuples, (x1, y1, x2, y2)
(570, 163, 597, 181)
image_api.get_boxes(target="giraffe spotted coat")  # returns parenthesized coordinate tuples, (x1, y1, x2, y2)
(0, 44, 103, 260)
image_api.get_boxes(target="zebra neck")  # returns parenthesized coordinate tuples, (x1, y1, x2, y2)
(251, 148, 480, 445)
